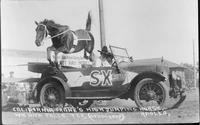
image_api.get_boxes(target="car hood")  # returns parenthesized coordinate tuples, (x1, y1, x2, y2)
(118, 62, 165, 74)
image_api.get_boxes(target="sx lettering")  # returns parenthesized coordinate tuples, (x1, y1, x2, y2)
(90, 70, 112, 86)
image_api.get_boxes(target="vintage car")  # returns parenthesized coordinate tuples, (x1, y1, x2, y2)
(27, 45, 186, 109)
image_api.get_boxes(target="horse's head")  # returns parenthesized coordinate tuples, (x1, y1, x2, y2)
(34, 21, 48, 46)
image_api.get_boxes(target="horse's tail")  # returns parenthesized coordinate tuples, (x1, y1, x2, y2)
(86, 11, 92, 31)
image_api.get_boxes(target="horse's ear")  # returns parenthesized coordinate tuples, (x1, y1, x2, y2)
(35, 21, 38, 25)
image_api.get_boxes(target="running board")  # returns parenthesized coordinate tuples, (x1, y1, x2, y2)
(65, 97, 114, 100)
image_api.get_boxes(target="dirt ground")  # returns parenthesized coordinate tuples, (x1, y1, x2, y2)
(2, 88, 199, 124)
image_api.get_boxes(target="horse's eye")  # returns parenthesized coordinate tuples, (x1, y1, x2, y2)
(39, 27, 45, 30)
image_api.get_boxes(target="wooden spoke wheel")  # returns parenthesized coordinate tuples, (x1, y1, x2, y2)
(40, 83, 65, 108)
(134, 78, 167, 110)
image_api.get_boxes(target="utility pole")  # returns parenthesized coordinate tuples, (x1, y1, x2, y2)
(98, 0, 106, 49)
(193, 39, 196, 88)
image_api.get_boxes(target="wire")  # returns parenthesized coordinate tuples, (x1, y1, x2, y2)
(2, 64, 28, 67)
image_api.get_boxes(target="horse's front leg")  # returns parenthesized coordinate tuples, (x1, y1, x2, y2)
(47, 46, 56, 66)
(84, 49, 89, 59)
(89, 52, 95, 62)
(47, 46, 53, 65)
(54, 51, 62, 69)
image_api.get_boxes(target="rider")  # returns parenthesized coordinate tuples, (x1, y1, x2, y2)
(93, 46, 114, 67)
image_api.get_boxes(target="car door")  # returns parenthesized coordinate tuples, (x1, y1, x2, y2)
(65, 66, 125, 97)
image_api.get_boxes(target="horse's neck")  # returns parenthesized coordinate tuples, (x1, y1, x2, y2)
(47, 24, 69, 37)
(47, 25, 71, 48)
(59, 26, 69, 31)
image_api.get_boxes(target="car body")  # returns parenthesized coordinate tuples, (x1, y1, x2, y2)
(27, 45, 185, 109)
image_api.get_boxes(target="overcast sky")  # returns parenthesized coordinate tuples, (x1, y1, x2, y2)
(1, 0, 198, 64)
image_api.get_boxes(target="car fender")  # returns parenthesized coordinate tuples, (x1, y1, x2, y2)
(120, 71, 166, 98)
(131, 71, 165, 85)
(34, 76, 71, 102)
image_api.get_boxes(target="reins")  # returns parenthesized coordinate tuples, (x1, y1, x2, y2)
(49, 29, 70, 39)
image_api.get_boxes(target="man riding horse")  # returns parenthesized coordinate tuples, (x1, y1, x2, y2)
(34, 11, 94, 68)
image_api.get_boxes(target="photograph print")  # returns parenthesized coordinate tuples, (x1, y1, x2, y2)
(1, 0, 199, 124)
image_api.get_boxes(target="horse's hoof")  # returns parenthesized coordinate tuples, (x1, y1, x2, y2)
(89, 58, 93, 62)
(84, 55, 89, 59)
(55, 63, 61, 70)
(49, 61, 54, 67)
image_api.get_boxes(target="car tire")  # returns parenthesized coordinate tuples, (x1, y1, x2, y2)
(133, 78, 169, 111)
(40, 82, 65, 108)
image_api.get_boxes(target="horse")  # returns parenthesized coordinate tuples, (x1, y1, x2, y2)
(34, 12, 95, 68)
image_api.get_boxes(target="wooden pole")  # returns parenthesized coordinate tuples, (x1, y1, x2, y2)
(193, 39, 196, 88)
(98, 0, 106, 49)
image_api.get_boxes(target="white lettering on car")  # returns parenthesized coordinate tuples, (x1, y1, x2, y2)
(90, 70, 112, 86)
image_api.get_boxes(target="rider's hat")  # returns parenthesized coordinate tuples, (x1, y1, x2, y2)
(101, 46, 108, 55)
(100, 46, 113, 59)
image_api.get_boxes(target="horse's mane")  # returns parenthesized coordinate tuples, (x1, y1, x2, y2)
(40, 19, 69, 29)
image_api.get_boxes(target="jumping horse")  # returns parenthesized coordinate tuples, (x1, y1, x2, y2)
(34, 12, 95, 68)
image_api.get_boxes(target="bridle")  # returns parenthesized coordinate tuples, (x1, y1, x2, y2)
(37, 23, 70, 41)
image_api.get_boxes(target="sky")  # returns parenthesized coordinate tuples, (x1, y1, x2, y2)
(1, 0, 198, 65)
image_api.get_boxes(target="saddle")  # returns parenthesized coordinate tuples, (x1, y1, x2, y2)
(72, 29, 91, 46)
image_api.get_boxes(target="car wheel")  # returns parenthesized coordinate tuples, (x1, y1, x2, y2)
(40, 82, 65, 108)
(71, 100, 93, 109)
(133, 78, 168, 111)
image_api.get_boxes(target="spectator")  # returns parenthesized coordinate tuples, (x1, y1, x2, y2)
(9, 71, 14, 78)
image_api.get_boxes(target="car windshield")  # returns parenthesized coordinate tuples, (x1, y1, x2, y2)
(109, 45, 131, 64)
